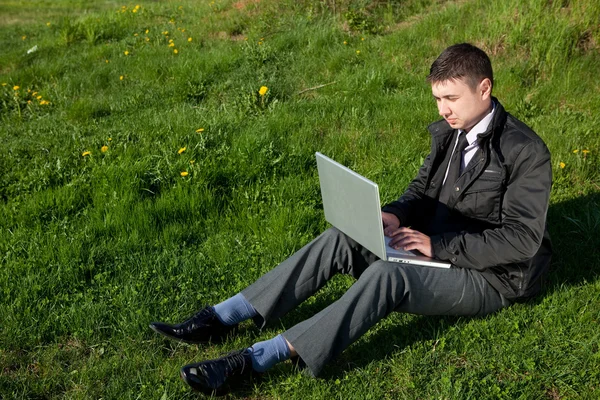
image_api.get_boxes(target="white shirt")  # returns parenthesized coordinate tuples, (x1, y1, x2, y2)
(442, 102, 496, 185)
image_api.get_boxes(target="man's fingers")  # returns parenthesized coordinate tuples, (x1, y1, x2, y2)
(387, 228, 433, 258)
(389, 234, 419, 249)
(387, 226, 413, 237)
(389, 229, 424, 249)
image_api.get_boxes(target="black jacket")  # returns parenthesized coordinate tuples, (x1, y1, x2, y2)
(382, 99, 552, 301)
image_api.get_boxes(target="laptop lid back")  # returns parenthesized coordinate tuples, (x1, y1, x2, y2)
(316, 152, 386, 260)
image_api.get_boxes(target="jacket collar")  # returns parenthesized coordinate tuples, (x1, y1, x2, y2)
(477, 97, 507, 143)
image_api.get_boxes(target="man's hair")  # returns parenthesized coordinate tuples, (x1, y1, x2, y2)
(427, 43, 494, 91)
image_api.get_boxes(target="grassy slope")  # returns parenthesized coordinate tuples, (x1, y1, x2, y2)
(1, 0, 599, 398)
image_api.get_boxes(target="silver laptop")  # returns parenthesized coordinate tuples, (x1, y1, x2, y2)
(316, 152, 450, 269)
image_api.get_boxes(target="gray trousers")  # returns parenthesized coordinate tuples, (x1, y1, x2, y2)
(242, 228, 511, 377)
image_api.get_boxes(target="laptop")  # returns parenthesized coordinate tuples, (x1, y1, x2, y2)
(315, 152, 451, 269)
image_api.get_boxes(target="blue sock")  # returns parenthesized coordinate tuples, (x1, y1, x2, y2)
(212, 293, 257, 326)
(249, 334, 291, 372)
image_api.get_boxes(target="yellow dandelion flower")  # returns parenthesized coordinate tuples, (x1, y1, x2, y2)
(182, 29, 186, 32)
(132, 8, 138, 13)
(124, 50, 129, 56)
(169, 42, 175, 47)
(145, 29, 149, 34)
(356, 50, 360, 55)
(188, 37, 192, 42)
(361, 37, 365, 41)
(134, 33, 138, 37)
(163, 31, 169, 35)
(46, 22, 51, 27)
(559, 162, 566, 169)
(178, 147, 186, 154)
(40, 100, 49, 105)
(169, 39, 174, 43)
(22, 35, 27, 40)
(32, 91, 37, 96)
(173, 49, 178, 54)
(120, 75, 124, 80)
(259, 86, 268, 96)
(108, 138, 112, 141)
(135, 4, 140, 9)
(82, 151, 91, 157)
(582, 149, 590, 155)
(13, 85, 19, 90)
(36, 95, 42, 100)
(180, 171, 189, 177)
(258, 41, 263, 45)
(343, 41, 347, 45)
(27, 100, 32, 104)
(1, 83, 6, 86)
(573, 149, 579, 153)
(101, 145, 109, 152)
(196, 128, 205, 133)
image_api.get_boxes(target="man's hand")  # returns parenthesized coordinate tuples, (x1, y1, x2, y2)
(387, 227, 434, 258)
(382, 212, 400, 236)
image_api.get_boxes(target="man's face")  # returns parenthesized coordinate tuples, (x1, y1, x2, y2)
(431, 77, 492, 133)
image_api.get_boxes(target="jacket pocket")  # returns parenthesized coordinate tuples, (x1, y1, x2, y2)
(456, 171, 504, 222)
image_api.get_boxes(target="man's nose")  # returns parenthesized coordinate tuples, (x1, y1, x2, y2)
(438, 100, 450, 116)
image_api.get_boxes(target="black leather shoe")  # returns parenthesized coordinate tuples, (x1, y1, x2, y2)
(180, 348, 257, 395)
(149, 306, 237, 344)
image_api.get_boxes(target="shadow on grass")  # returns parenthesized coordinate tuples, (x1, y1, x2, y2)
(542, 191, 600, 291)
(264, 191, 600, 379)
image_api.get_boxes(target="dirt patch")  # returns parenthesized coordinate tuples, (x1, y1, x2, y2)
(474, 36, 507, 57)
(545, 386, 562, 400)
(209, 31, 248, 41)
(231, 34, 247, 41)
(576, 30, 598, 53)
(232, 0, 261, 10)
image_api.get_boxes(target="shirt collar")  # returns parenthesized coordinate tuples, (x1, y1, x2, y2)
(459, 101, 496, 146)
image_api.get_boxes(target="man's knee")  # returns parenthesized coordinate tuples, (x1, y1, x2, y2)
(360, 260, 401, 281)
(321, 227, 345, 241)
(316, 227, 354, 249)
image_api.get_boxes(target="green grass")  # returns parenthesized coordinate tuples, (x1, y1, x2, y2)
(1, 0, 600, 398)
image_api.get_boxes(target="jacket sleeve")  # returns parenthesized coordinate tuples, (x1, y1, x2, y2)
(430, 140, 552, 270)
(381, 152, 434, 226)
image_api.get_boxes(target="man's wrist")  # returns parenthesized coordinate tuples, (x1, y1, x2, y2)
(381, 206, 404, 226)
(431, 233, 460, 264)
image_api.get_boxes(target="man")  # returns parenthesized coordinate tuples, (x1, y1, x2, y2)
(150, 43, 552, 395)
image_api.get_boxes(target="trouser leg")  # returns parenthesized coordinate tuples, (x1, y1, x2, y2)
(283, 261, 511, 376)
(241, 228, 378, 328)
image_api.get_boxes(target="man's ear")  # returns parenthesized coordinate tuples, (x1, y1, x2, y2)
(479, 78, 492, 99)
